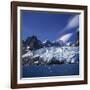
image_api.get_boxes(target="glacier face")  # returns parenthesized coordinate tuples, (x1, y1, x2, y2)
(22, 46, 79, 65)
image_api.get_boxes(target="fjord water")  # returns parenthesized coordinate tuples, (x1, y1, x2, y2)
(22, 63, 79, 78)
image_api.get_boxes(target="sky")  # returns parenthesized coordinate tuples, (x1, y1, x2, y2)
(21, 10, 80, 43)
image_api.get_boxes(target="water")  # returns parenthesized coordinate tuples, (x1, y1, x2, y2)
(22, 63, 79, 78)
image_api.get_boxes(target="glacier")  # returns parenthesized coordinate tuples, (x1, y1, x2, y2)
(22, 46, 79, 65)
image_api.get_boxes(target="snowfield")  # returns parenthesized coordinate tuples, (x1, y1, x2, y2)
(22, 46, 79, 64)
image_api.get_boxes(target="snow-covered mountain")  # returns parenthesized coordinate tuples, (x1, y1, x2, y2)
(57, 31, 79, 46)
(22, 35, 79, 66)
(43, 40, 53, 47)
(23, 36, 65, 52)
(58, 33, 73, 43)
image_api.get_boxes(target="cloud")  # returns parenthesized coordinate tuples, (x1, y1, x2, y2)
(60, 33, 72, 42)
(58, 15, 79, 42)
(58, 15, 79, 37)
(66, 15, 79, 30)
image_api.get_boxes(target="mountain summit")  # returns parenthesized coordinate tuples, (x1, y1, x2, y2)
(24, 36, 43, 51)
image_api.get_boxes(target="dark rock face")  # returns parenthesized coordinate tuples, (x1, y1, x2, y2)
(71, 31, 79, 46)
(48, 57, 65, 65)
(24, 36, 43, 50)
(29, 36, 43, 50)
(21, 40, 27, 54)
(72, 40, 79, 46)
(75, 40, 79, 46)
